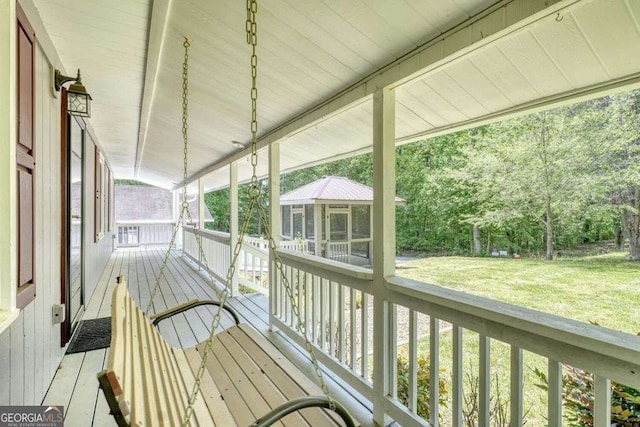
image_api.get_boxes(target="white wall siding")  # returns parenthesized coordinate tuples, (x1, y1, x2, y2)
(83, 135, 114, 306)
(0, 43, 65, 406)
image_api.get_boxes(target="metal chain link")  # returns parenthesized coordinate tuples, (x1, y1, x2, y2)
(146, 37, 223, 317)
(184, 1, 335, 421)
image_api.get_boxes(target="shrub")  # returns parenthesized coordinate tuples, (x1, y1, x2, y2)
(534, 365, 640, 426)
(396, 354, 448, 422)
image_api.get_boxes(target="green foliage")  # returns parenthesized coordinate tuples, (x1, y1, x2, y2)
(395, 354, 448, 421)
(534, 366, 640, 426)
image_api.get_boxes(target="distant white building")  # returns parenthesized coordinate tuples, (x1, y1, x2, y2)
(115, 184, 214, 247)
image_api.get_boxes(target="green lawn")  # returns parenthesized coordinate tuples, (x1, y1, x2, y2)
(397, 252, 640, 335)
(393, 253, 640, 425)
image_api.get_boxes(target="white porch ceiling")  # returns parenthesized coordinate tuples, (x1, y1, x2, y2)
(29, 0, 640, 192)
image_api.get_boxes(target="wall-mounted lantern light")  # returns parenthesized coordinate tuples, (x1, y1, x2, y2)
(54, 68, 92, 117)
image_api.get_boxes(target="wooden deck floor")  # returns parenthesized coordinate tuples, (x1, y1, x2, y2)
(43, 246, 373, 426)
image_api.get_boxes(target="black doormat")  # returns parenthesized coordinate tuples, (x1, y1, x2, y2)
(66, 317, 112, 354)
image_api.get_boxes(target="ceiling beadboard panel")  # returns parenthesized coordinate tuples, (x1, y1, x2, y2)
(33, 0, 150, 176)
(31, 0, 640, 190)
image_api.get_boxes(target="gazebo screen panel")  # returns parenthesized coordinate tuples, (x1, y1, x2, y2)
(352, 205, 371, 239)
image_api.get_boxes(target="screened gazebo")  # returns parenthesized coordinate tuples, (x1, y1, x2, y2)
(280, 176, 405, 265)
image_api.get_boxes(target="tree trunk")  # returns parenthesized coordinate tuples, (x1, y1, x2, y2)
(486, 228, 491, 255)
(614, 226, 625, 251)
(545, 197, 553, 260)
(473, 224, 482, 256)
(624, 186, 640, 261)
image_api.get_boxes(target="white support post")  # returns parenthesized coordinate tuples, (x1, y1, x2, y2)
(198, 178, 205, 230)
(197, 178, 205, 269)
(229, 162, 239, 297)
(372, 86, 396, 425)
(175, 189, 184, 250)
(268, 142, 281, 330)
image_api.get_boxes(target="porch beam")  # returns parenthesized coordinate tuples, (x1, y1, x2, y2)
(268, 142, 280, 329)
(372, 86, 396, 425)
(229, 162, 239, 296)
(184, 0, 582, 187)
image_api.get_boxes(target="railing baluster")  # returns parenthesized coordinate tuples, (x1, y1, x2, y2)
(350, 288, 357, 371)
(320, 278, 326, 350)
(305, 272, 311, 342)
(362, 293, 369, 380)
(452, 325, 463, 427)
(479, 334, 490, 427)
(594, 375, 611, 427)
(390, 303, 398, 399)
(313, 275, 320, 345)
(430, 317, 440, 425)
(329, 281, 336, 357)
(297, 268, 303, 329)
(338, 284, 345, 363)
(408, 310, 418, 413)
(548, 360, 562, 427)
(510, 346, 523, 427)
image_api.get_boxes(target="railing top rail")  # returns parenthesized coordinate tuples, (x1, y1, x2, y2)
(387, 275, 640, 388)
(183, 226, 231, 243)
(277, 249, 373, 281)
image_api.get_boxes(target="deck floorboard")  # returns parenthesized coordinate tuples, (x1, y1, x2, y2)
(42, 246, 373, 426)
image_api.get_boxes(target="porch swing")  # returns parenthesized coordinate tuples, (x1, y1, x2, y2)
(97, 2, 355, 426)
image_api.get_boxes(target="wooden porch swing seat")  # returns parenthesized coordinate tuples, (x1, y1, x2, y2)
(97, 276, 354, 427)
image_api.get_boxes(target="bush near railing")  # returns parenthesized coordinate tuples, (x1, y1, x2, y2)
(534, 366, 640, 426)
(396, 354, 448, 422)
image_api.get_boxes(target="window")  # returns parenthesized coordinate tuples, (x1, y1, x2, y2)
(305, 205, 314, 239)
(281, 205, 291, 238)
(118, 226, 139, 246)
(16, 4, 36, 308)
(351, 205, 371, 239)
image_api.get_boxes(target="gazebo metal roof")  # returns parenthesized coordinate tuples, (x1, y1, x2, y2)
(280, 176, 405, 205)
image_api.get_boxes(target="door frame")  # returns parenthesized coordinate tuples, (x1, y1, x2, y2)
(325, 207, 351, 262)
(60, 93, 86, 345)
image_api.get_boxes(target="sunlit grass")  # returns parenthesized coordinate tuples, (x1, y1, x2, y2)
(397, 252, 640, 335)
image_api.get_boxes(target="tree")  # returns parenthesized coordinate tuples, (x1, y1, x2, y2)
(460, 108, 593, 260)
(599, 90, 640, 260)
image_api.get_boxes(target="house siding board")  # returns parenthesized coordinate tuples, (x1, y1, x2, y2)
(0, 36, 111, 407)
(0, 35, 116, 406)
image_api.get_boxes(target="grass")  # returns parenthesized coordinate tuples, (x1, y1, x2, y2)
(397, 252, 640, 335)
(392, 252, 640, 425)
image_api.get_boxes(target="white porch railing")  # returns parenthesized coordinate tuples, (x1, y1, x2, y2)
(272, 249, 640, 427)
(182, 226, 640, 425)
(182, 226, 309, 294)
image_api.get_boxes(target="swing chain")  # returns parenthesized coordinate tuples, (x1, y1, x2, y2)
(247, 0, 260, 194)
(184, 2, 336, 422)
